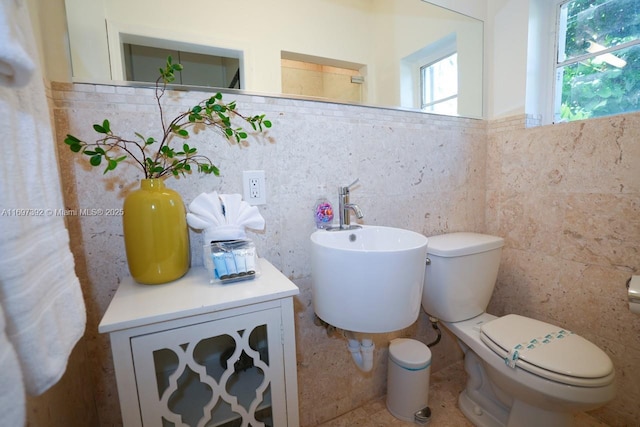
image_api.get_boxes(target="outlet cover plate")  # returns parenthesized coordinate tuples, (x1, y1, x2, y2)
(243, 170, 266, 205)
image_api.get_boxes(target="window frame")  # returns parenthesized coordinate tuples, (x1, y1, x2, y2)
(419, 52, 459, 113)
(551, 0, 640, 122)
(400, 33, 457, 112)
(551, 0, 567, 123)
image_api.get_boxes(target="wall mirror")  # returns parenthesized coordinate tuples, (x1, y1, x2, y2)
(65, 0, 483, 118)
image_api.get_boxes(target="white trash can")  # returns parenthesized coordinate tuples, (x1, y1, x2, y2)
(386, 338, 432, 424)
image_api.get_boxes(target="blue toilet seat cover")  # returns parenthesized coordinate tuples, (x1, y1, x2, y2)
(480, 314, 614, 381)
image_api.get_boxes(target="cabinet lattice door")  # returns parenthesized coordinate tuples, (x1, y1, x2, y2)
(131, 308, 286, 427)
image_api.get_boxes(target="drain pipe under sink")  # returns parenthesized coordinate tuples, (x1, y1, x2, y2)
(345, 331, 375, 372)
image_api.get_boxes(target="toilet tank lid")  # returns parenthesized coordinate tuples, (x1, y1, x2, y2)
(426, 232, 504, 257)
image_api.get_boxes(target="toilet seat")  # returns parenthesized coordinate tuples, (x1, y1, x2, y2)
(480, 314, 615, 387)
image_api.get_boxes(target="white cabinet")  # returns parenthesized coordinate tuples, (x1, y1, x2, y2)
(99, 259, 300, 427)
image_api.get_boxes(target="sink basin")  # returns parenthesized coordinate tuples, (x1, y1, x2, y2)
(310, 225, 428, 333)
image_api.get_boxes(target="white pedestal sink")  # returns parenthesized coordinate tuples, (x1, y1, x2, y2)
(311, 225, 428, 333)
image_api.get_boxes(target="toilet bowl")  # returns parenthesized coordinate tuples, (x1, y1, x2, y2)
(446, 313, 615, 427)
(421, 232, 615, 427)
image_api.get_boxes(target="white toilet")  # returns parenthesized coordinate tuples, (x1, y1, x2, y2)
(422, 232, 615, 427)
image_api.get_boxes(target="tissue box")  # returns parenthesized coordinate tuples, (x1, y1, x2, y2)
(204, 239, 259, 284)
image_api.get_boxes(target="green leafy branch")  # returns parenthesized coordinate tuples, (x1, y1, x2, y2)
(64, 56, 272, 179)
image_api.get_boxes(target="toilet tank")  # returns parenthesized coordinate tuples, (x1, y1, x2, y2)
(421, 232, 504, 322)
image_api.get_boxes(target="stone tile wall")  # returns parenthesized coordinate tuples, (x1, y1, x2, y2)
(50, 81, 485, 426)
(46, 80, 639, 426)
(486, 112, 640, 426)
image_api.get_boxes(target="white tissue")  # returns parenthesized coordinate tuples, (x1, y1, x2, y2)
(628, 275, 640, 315)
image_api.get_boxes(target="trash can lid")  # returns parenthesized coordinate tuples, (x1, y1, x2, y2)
(389, 338, 431, 370)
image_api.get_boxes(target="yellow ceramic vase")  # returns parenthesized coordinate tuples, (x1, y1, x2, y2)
(123, 179, 190, 284)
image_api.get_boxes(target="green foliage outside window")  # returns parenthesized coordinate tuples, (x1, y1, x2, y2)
(558, 0, 640, 121)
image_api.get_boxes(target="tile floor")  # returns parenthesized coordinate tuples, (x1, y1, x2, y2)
(317, 362, 609, 427)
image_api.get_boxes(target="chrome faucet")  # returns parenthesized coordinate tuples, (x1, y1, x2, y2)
(336, 179, 363, 230)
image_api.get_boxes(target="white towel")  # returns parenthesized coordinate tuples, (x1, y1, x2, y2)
(187, 192, 265, 243)
(0, 0, 34, 87)
(186, 191, 226, 230)
(0, 0, 86, 398)
(0, 305, 25, 427)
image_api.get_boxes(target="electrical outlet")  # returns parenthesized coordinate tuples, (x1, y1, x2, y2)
(243, 170, 266, 205)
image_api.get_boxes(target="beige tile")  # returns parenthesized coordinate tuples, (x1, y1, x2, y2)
(562, 193, 639, 269)
(318, 362, 472, 427)
(318, 361, 610, 427)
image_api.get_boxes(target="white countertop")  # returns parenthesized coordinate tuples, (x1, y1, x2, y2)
(98, 258, 299, 333)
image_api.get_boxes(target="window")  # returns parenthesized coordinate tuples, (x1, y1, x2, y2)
(554, 0, 640, 122)
(420, 53, 458, 115)
(400, 33, 463, 116)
